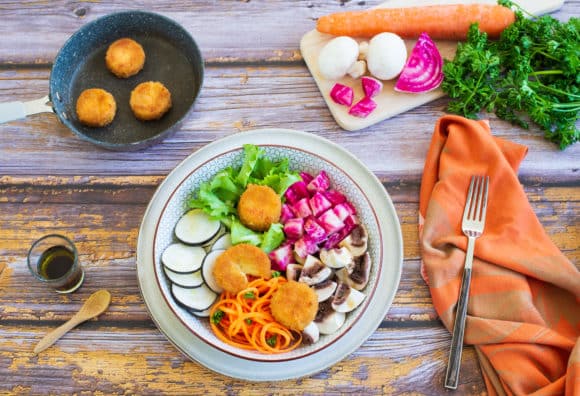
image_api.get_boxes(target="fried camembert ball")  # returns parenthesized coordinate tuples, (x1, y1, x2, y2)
(129, 81, 172, 121)
(237, 184, 282, 232)
(105, 38, 145, 78)
(212, 244, 271, 294)
(75, 88, 116, 127)
(271, 281, 318, 331)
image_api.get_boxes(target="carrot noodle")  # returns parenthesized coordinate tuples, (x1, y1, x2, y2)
(209, 276, 302, 353)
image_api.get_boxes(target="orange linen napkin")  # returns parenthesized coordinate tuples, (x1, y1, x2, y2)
(419, 115, 580, 395)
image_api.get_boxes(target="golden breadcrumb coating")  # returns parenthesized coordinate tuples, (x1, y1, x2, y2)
(75, 88, 116, 127)
(212, 244, 272, 294)
(105, 38, 145, 78)
(238, 184, 282, 232)
(271, 281, 318, 331)
(129, 81, 172, 121)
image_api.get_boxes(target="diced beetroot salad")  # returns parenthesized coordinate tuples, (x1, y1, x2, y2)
(269, 170, 359, 271)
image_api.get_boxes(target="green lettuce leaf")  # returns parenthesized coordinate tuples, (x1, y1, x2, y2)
(236, 144, 262, 188)
(260, 223, 285, 253)
(230, 218, 262, 246)
(188, 143, 300, 252)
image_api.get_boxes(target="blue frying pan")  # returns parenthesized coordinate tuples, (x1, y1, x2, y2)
(0, 11, 204, 151)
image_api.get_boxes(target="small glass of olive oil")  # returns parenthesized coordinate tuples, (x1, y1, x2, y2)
(27, 234, 84, 293)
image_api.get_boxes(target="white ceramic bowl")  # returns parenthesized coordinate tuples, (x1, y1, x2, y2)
(137, 129, 403, 379)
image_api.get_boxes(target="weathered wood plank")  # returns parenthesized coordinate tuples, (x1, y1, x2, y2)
(0, 0, 577, 64)
(0, 182, 576, 322)
(0, 325, 485, 395)
(0, 67, 578, 179)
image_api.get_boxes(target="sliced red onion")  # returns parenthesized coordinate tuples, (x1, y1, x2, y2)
(348, 97, 377, 118)
(361, 76, 383, 98)
(329, 83, 354, 106)
(394, 32, 443, 94)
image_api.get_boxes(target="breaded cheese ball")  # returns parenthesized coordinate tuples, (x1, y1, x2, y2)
(237, 184, 282, 232)
(271, 281, 318, 331)
(129, 81, 172, 121)
(212, 244, 272, 294)
(75, 88, 116, 127)
(105, 38, 145, 78)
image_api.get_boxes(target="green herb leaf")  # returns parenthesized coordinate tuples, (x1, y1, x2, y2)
(211, 310, 225, 325)
(266, 335, 277, 347)
(441, 4, 579, 149)
(244, 291, 255, 299)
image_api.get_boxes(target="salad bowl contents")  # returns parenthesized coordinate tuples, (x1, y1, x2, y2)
(159, 144, 375, 355)
(137, 129, 403, 378)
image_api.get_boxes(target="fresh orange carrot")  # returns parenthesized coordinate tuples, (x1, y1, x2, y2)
(316, 4, 516, 40)
(209, 277, 303, 354)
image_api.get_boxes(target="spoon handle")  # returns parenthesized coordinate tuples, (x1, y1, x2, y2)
(33, 315, 86, 354)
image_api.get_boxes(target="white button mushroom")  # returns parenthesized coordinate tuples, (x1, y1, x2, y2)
(318, 36, 360, 81)
(366, 32, 407, 81)
(319, 246, 354, 269)
(298, 255, 332, 285)
(302, 321, 320, 345)
(347, 60, 367, 79)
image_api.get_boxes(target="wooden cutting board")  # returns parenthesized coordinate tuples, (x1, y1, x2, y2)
(300, 0, 564, 131)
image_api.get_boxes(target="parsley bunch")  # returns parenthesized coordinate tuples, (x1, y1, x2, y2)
(442, 0, 579, 149)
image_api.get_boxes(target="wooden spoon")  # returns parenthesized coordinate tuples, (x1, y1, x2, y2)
(33, 289, 111, 354)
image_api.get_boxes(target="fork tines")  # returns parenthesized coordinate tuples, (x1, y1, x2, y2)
(463, 175, 489, 224)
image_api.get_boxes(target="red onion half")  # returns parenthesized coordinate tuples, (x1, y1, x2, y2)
(394, 32, 443, 93)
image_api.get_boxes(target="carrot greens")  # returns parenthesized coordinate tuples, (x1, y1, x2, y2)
(441, 0, 579, 149)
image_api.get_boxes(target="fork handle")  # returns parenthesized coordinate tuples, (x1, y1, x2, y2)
(445, 236, 475, 389)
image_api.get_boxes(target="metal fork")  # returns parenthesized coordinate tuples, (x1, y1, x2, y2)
(445, 175, 490, 390)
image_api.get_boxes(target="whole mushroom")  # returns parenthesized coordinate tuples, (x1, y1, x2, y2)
(318, 36, 360, 80)
(366, 32, 407, 81)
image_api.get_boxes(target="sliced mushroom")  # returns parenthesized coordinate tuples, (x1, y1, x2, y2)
(312, 279, 337, 302)
(301, 321, 320, 345)
(331, 282, 351, 306)
(319, 246, 354, 269)
(314, 300, 346, 335)
(293, 251, 306, 265)
(286, 263, 303, 282)
(332, 285, 365, 313)
(298, 255, 332, 285)
(338, 224, 368, 257)
(335, 252, 371, 291)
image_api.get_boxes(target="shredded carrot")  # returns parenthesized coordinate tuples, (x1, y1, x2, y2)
(209, 276, 302, 353)
(316, 4, 516, 40)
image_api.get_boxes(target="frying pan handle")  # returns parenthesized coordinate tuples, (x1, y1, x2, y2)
(0, 96, 53, 124)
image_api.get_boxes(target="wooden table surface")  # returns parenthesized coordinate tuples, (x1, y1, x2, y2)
(1, 1, 578, 394)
